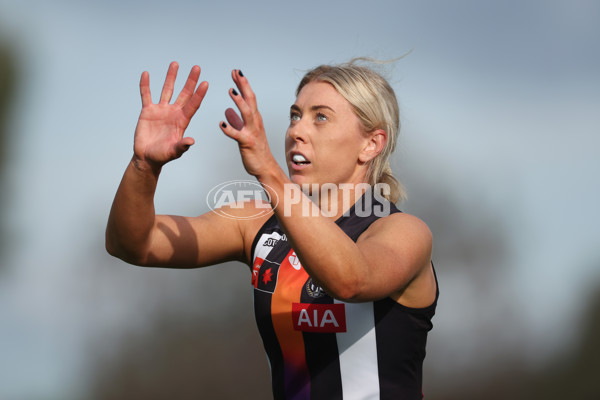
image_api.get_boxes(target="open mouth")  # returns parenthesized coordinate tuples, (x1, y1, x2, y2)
(292, 153, 311, 166)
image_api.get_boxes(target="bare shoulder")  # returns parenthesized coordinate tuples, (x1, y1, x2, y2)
(358, 212, 432, 247)
(356, 212, 435, 306)
(193, 199, 273, 266)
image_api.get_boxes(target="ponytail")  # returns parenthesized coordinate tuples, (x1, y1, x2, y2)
(376, 164, 405, 204)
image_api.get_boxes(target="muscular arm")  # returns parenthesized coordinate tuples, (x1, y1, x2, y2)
(259, 170, 434, 304)
(105, 158, 257, 268)
(106, 62, 262, 269)
(105, 157, 160, 265)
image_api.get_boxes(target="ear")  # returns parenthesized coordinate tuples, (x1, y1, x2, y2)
(358, 129, 387, 163)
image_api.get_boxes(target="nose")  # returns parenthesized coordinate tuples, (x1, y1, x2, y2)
(286, 121, 307, 144)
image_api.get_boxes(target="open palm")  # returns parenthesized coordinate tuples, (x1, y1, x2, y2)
(133, 62, 208, 167)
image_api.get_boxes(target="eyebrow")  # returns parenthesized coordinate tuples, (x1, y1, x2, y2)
(290, 104, 336, 113)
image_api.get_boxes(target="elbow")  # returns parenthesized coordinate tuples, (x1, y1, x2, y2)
(332, 291, 359, 303)
(105, 233, 146, 266)
(324, 278, 363, 303)
(105, 230, 124, 259)
(105, 232, 118, 257)
(105, 234, 118, 257)
(105, 241, 127, 261)
(336, 291, 363, 304)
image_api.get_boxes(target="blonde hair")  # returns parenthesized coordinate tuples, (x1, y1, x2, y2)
(296, 58, 406, 203)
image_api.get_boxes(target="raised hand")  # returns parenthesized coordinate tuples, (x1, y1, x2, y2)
(133, 62, 209, 169)
(220, 69, 278, 178)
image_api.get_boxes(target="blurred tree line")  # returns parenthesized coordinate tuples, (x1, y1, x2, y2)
(0, 40, 18, 269)
(0, 42, 15, 164)
(82, 162, 600, 399)
(438, 282, 600, 400)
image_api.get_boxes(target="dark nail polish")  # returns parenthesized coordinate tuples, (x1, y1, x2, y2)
(232, 89, 238, 96)
(221, 122, 227, 128)
(238, 69, 244, 77)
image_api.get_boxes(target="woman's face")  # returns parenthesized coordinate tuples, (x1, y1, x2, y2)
(285, 81, 370, 187)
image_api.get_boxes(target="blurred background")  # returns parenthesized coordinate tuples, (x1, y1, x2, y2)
(0, 0, 599, 399)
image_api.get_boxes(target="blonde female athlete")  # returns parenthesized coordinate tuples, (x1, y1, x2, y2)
(106, 60, 438, 400)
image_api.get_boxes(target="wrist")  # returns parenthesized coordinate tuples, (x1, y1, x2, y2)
(256, 159, 285, 187)
(131, 155, 162, 177)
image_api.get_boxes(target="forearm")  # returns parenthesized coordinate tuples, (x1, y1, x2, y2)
(105, 156, 161, 264)
(258, 169, 368, 301)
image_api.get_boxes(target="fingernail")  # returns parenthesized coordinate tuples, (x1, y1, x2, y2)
(232, 88, 238, 96)
(221, 122, 227, 128)
(238, 69, 244, 77)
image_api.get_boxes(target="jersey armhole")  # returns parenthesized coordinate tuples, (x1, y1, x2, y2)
(249, 214, 278, 264)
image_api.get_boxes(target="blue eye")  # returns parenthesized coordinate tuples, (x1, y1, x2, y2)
(290, 112, 300, 121)
(316, 113, 328, 122)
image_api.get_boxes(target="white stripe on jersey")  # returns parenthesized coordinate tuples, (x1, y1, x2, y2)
(334, 300, 380, 400)
(253, 232, 285, 262)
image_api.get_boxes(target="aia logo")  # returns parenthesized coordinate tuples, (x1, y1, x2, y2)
(292, 303, 346, 333)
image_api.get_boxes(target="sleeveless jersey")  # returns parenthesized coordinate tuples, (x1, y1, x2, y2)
(250, 194, 438, 400)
